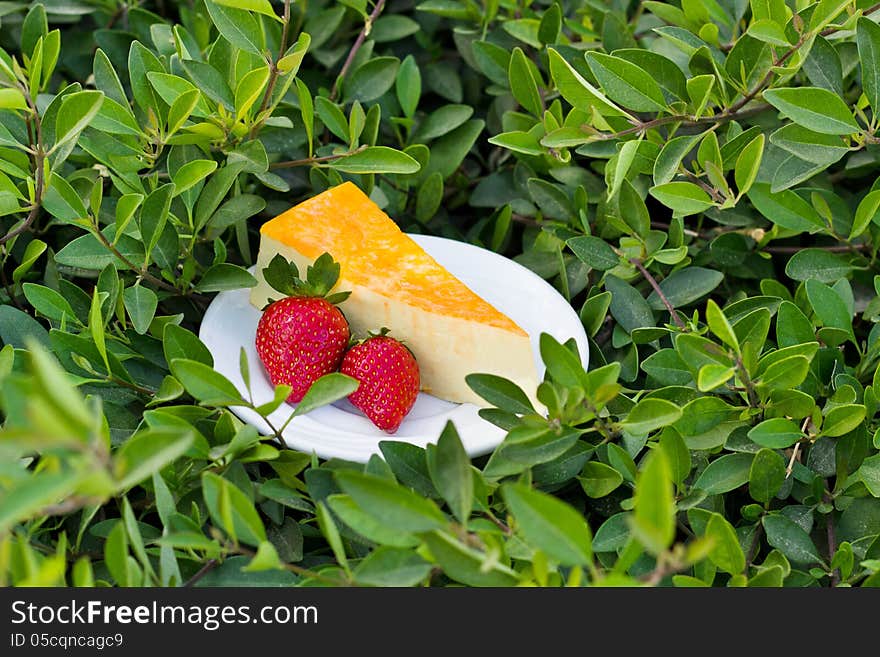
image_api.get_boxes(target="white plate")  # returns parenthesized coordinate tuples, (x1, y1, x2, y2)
(199, 234, 589, 462)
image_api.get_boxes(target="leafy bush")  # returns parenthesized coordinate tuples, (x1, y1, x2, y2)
(3, 0, 880, 588)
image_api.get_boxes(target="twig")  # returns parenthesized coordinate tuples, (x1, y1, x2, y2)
(0, 84, 45, 245)
(90, 223, 181, 295)
(270, 145, 367, 169)
(734, 355, 760, 409)
(629, 257, 685, 329)
(248, 0, 292, 140)
(786, 443, 802, 478)
(183, 558, 218, 587)
(764, 244, 869, 254)
(329, 0, 387, 101)
(588, 104, 771, 142)
(825, 497, 839, 586)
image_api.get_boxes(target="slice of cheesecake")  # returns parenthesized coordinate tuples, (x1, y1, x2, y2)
(249, 181, 539, 407)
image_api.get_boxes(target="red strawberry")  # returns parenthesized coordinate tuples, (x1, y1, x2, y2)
(340, 334, 420, 433)
(255, 253, 351, 403)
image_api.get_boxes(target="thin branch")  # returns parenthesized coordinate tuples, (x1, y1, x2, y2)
(248, 0, 293, 140)
(90, 223, 181, 295)
(825, 495, 840, 587)
(183, 559, 218, 588)
(588, 104, 771, 142)
(329, 0, 387, 101)
(0, 84, 45, 245)
(764, 243, 870, 254)
(630, 257, 685, 329)
(270, 144, 367, 169)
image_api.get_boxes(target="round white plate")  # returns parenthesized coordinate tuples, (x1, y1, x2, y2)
(199, 234, 589, 462)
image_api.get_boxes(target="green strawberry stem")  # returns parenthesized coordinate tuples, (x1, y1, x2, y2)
(262, 252, 351, 303)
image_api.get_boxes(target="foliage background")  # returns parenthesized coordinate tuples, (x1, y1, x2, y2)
(3, 0, 880, 587)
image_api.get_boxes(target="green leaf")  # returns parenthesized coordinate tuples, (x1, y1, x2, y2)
(202, 472, 267, 547)
(749, 448, 787, 504)
(139, 183, 174, 258)
(821, 404, 866, 437)
(291, 373, 359, 417)
(53, 91, 104, 152)
(396, 55, 421, 119)
(649, 182, 714, 216)
(694, 453, 754, 494)
(164, 324, 212, 367)
(585, 52, 666, 112)
(181, 59, 234, 111)
(353, 547, 432, 586)
(123, 285, 158, 335)
(12, 240, 46, 287)
(465, 373, 535, 415)
(769, 124, 848, 165)
(422, 119, 484, 179)
(747, 183, 825, 232)
(502, 483, 593, 566)
(196, 264, 257, 292)
(853, 189, 880, 239)
(172, 160, 217, 196)
(508, 47, 543, 116)
(653, 134, 701, 186)
(234, 65, 270, 118)
(567, 235, 619, 270)
(648, 267, 724, 310)
(204, 1, 264, 56)
(763, 514, 822, 565)
(747, 18, 790, 46)
(705, 513, 745, 575)
(209, 0, 280, 21)
(421, 530, 519, 587)
(605, 275, 654, 333)
(763, 87, 859, 135)
(734, 134, 764, 197)
(785, 249, 854, 283)
(620, 398, 682, 434)
(0, 89, 28, 111)
(0, 470, 86, 534)
(578, 462, 624, 498)
(630, 450, 675, 555)
(315, 501, 348, 574)
(412, 105, 474, 143)
(114, 429, 194, 491)
(345, 57, 399, 103)
(335, 471, 447, 533)
(805, 279, 853, 338)
(547, 48, 629, 117)
(328, 147, 420, 175)
(748, 418, 803, 449)
(426, 422, 473, 523)
(706, 298, 739, 351)
(170, 358, 243, 405)
(415, 172, 443, 222)
(858, 17, 880, 112)
(539, 332, 587, 389)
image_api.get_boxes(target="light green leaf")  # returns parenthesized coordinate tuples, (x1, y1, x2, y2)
(502, 483, 593, 566)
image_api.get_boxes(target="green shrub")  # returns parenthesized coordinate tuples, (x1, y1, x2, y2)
(2, 0, 880, 587)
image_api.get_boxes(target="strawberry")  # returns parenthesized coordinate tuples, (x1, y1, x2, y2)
(255, 253, 351, 403)
(340, 333, 420, 433)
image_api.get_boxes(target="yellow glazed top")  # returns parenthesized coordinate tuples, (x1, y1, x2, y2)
(260, 181, 526, 335)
